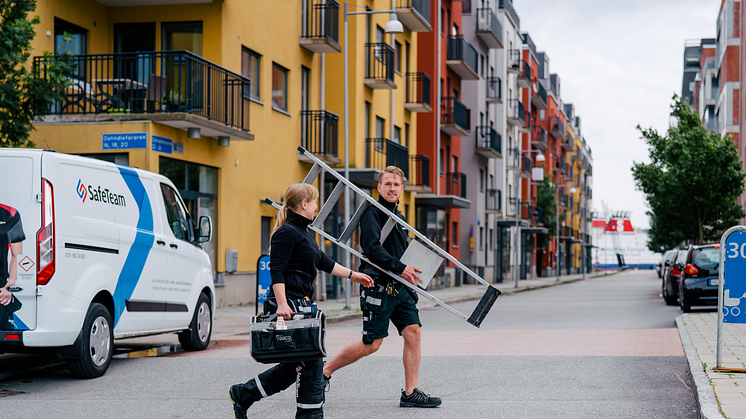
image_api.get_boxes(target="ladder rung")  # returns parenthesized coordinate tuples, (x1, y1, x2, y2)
(467, 286, 501, 328)
(312, 180, 345, 230)
(339, 200, 371, 244)
(379, 217, 397, 244)
(303, 163, 322, 185)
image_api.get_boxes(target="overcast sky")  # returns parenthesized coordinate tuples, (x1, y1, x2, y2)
(512, 0, 720, 229)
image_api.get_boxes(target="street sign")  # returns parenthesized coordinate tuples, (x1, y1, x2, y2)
(723, 231, 746, 323)
(102, 132, 147, 150)
(256, 254, 271, 314)
(151, 135, 173, 154)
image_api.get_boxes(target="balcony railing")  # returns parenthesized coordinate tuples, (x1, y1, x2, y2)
(499, 0, 520, 27)
(486, 188, 502, 212)
(405, 72, 431, 112)
(507, 98, 525, 125)
(521, 154, 531, 173)
(531, 79, 547, 109)
(507, 49, 521, 72)
(517, 59, 530, 88)
(476, 8, 503, 49)
(486, 76, 501, 102)
(531, 126, 547, 149)
(446, 172, 467, 199)
(300, 0, 341, 53)
(365, 43, 396, 89)
(441, 96, 470, 135)
(476, 126, 501, 157)
(409, 154, 430, 189)
(365, 138, 409, 179)
(549, 116, 565, 140)
(36, 50, 251, 132)
(301, 110, 338, 160)
(395, 0, 432, 32)
(446, 35, 479, 80)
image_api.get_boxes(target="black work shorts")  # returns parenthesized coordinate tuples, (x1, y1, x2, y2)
(360, 284, 421, 343)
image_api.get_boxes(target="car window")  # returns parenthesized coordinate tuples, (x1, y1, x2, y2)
(675, 249, 689, 265)
(160, 183, 192, 242)
(692, 247, 719, 269)
(664, 250, 676, 263)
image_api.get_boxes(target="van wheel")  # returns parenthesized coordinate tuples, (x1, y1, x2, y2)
(67, 303, 113, 379)
(179, 293, 211, 351)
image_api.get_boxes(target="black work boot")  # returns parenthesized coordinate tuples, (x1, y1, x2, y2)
(229, 385, 250, 419)
(399, 388, 442, 408)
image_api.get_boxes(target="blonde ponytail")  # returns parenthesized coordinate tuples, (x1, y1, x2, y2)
(269, 183, 320, 252)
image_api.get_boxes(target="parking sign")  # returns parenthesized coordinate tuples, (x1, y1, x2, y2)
(723, 231, 746, 323)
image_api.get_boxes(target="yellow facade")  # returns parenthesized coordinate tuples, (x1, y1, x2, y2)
(28, 0, 420, 305)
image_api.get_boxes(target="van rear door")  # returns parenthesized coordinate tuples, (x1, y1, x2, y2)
(0, 152, 40, 331)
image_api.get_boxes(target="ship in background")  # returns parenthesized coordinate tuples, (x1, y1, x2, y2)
(592, 212, 660, 269)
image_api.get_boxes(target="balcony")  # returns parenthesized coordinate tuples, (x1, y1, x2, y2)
(36, 50, 253, 141)
(475, 126, 502, 158)
(520, 154, 531, 178)
(365, 138, 409, 179)
(300, 110, 340, 165)
(507, 49, 521, 73)
(531, 126, 547, 150)
(549, 116, 565, 141)
(365, 43, 396, 89)
(486, 77, 502, 103)
(486, 188, 502, 213)
(531, 79, 547, 110)
(408, 154, 431, 192)
(446, 172, 467, 199)
(395, 0, 432, 32)
(300, 0, 341, 53)
(498, 0, 520, 28)
(517, 60, 530, 88)
(475, 8, 503, 49)
(446, 35, 479, 80)
(441, 96, 470, 136)
(404, 72, 432, 112)
(506, 99, 525, 127)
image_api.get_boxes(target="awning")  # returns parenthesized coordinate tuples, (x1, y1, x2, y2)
(522, 227, 548, 234)
(415, 193, 471, 209)
(497, 219, 529, 228)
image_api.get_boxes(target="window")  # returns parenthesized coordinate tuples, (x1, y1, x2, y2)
(161, 183, 193, 242)
(489, 228, 493, 250)
(405, 123, 410, 147)
(452, 155, 458, 173)
(242, 48, 261, 100)
(439, 149, 444, 176)
(301, 66, 310, 111)
(375, 116, 385, 138)
(272, 63, 289, 111)
(365, 102, 371, 139)
(162, 22, 203, 55)
(261, 217, 272, 255)
(394, 125, 402, 144)
(480, 54, 485, 78)
(479, 169, 485, 192)
(405, 41, 411, 73)
(479, 227, 484, 249)
(395, 41, 402, 73)
(539, 109, 545, 121)
(452, 221, 459, 248)
(375, 26, 386, 62)
(55, 18, 87, 78)
(441, 8, 445, 35)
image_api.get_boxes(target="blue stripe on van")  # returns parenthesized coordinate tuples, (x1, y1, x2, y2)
(112, 168, 155, 326)
(12, 313, 28, 330)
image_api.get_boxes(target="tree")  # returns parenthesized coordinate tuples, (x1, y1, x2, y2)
(0, 0, 73, 148)
(535, 174, 557, 247)
(632, 95, 746, 251)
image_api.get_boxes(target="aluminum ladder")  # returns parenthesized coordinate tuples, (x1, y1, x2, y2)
(264, 146, 501, 327)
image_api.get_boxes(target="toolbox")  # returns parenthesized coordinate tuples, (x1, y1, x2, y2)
(250, 310, 326, 364)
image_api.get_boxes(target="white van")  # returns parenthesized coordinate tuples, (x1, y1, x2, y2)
(0, 149, 216, 378)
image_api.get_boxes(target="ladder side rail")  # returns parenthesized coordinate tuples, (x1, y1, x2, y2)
(297, 147, 492, 287)
(266, 197, 471, 324)
(339, 200, 371, 244)
(312, 180, 346, 230)
(379, 217, 397, 244)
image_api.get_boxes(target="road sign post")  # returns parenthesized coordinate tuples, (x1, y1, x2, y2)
(717, 226, 746, 367)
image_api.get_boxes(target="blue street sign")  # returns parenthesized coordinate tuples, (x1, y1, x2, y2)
(151, 135, 172, 154)
(724, 231, 746, 323)
(256, 254, 271, 313)
(173, 142, 184, 154)
(102, 132, 147, 150)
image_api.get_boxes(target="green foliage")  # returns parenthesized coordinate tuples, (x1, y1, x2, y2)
(0, 0, 74, 148)
(632, 95, 746, 251)
(535, 174, 557, 246)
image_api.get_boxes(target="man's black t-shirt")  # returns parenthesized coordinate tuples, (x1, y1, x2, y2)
(0, 204, 26, 286)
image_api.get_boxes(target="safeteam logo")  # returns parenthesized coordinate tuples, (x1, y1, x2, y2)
(77, 179, 87, 202)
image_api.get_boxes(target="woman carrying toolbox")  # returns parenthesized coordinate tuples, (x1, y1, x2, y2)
(229, 183, 373, 419)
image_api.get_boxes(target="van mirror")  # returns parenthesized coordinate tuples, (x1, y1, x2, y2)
(197, 216, 212, 243)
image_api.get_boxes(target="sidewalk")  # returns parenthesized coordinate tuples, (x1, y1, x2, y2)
(678, 312, 746, 419)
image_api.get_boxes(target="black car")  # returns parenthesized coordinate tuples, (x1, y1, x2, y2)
(679, 244, 720, 312)
(661, 249, 680, 305)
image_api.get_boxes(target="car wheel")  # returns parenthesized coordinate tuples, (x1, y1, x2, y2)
(679, 288, 692, 313)
(179, 293, 212, 351)
(67, 303, 113, 378)
(663, 280, 677, 306)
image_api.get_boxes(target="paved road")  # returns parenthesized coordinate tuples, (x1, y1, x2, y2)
(0, 270, 698, 418)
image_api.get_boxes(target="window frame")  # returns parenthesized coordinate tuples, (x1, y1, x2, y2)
(272, 62, 289, 112)
(242, 47, 262, 100)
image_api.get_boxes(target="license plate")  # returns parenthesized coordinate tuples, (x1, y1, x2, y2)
(709, 279, 719, 286)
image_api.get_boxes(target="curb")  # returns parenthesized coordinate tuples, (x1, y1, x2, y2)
(676, 315, 725, 419)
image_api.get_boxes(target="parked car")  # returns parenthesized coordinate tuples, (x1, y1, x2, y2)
(661, 249, 680, 305)
(679, 244, 720, 313)
(655, 260, 662, 278)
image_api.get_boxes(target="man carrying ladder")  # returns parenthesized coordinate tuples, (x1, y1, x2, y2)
(322, 166, 442, 408)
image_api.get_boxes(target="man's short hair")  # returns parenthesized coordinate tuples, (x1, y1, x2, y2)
(377, 166, 405, 184)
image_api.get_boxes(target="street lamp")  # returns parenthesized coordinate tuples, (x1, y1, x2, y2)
(511, 149, 544, 288)
(555, 182, 576, 282)
(342, 3, 402, 309)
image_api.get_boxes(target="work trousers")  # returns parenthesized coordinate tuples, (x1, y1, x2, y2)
(234, 358, 324, 419)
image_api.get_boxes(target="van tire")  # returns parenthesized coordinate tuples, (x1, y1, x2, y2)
(179, 293, 212, 351)
(67, 303, 113, 379)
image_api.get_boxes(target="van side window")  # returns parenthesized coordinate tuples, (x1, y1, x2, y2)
(160, 183, 192, 242)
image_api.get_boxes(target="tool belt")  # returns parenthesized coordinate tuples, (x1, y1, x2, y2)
(250, 298, 326, 364)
